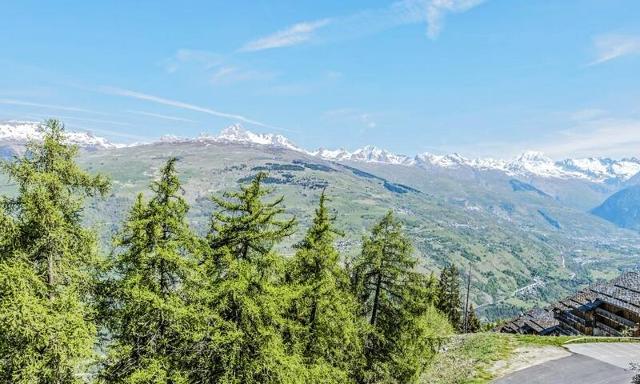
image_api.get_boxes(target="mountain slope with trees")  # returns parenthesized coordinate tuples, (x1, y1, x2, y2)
(0, 120, 467, 383)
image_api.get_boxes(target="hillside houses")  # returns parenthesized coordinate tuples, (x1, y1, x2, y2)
(496, 271, 640, 337)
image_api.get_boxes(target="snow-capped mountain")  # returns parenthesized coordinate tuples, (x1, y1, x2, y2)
(558, 157, 640, 182)
(199, 125, 640, 183)
(313, 145, 414, 165)
(0, 120, 121, 149)
(4, 121, 639, 183)
(215, 124, 301, 151)
(158, 124, 302, 152)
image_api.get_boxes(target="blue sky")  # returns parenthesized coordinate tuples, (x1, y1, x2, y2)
(1, 0, 640, 158)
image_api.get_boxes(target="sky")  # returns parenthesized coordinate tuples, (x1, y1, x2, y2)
(1, 0, 640, 159)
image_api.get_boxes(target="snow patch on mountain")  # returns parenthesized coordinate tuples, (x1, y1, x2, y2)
(0, 120, 122, 149)
(157, 124, 303, 152)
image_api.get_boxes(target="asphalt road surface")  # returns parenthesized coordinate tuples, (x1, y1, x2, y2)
(494, 343, 640, 384)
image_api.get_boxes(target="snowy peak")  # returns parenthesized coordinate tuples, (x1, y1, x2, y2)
(504, 151, 580, 179)
(350, 146, 414, 165)
(159, 124, 303, 151)
(0, 120, 120, 149)
(311, 148, 352, 161)
(313, 145, 414, 165)
(559, 157, 640, 182)
(416, 152, 470, 168)
(215, 124, 301, 151)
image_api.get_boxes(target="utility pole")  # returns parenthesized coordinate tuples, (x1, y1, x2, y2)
(463, 269, 471, 333)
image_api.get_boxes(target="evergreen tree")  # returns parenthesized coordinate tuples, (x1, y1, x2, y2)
(196, 172, 306, 383)
(0, 119, 110, 383)
(288, 191, 362, 381)
(351, 211, 435, 383)
(208, 172, 295, 263)
(437, 264, 462, 331)
(466, 304, 481, 333)
(101, 158, 201, 382)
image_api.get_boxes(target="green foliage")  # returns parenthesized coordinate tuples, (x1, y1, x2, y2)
(208, 171, 296, 263)
(466, 305, 481, 333)
(100, 158, 201, 382)
(437, 264, 463, 331)
(193, 172, 306, 383)
(352, 211, 445, 383)
(287, 191, 363, 380)
(0, 120, 109, 383)
(0, 129, 460, 383)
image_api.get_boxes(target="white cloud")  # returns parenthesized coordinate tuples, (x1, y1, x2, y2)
(425, 0, 485, 39)
(0, 98, 106, 115)
(240, 19, 332, 52)
(126, 110, 198, 123)
(100, 86, 292, 131)
(589, 34, 640, 65)
(540, 116, 640, 158)
(210, 66, 274, 85)
(239, 0, 485, 52)
(161, 49, 223, 73)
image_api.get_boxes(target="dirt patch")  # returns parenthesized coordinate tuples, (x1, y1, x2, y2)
(490, 345, 571, 378)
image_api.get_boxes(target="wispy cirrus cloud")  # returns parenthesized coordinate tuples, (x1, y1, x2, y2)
(240, 19, 332, 52)
(162, 49, 275, 86)
(161, 49, 223, 73)
(0, 98, 106, 115)
(239, 0, 485, 52)
(126, 110, 198, 123)
(589, 34, 640, 65)
(100, 86, 293, 132)
(210, 66, 275, 85)
(540, 116, 640, 158)
(425, 0, 485, 39)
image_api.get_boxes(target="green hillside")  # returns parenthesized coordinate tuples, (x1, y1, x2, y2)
(5, 141, 638, 320)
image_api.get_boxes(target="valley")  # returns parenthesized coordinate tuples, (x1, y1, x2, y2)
(2, 121, 640, 321)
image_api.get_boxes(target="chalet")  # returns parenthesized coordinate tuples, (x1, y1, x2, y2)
(496, 271, 640, 337)
(494, 308, 566, 335)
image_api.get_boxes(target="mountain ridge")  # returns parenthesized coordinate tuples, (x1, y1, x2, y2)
(2, 120, 639, 184)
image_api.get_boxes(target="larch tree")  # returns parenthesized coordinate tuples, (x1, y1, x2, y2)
(197, 172, 306, 383)
(466, 304, 481, 333)
(0, 119, 110, 383)
(101, 158, 202, 383)
(351, 210, 438, 383)
(208, 171, 295, 263)
(437, 264, 462, 331)
(288, 191, 363, 381)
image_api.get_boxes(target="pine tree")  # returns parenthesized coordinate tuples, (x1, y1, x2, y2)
(351, 211, 433, 383)
(101, 158, 202, 382)
(437, 264, 462, 331)
(208, 172, 295, 263)
(0, 119, 110, 383)
(466, 304, 481, 333)
(196, 172, 305, 383)
(288, 191, 362, 381)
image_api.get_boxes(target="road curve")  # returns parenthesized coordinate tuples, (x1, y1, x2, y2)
(493, 343, 640, 384)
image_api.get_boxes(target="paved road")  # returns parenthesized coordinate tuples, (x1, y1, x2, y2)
(494, 343, 640, 384)
(566, 342, 640, 369)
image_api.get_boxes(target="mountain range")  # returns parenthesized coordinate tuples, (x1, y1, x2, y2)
(1, 120, 639, 320)
(4, 121, 637, 184)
